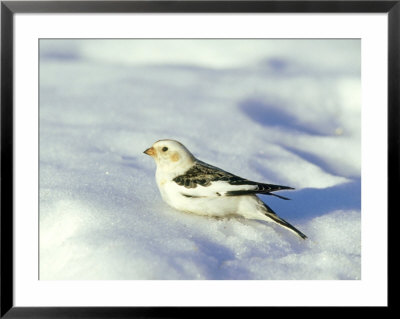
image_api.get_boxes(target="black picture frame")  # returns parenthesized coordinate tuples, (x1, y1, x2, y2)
(1, 0, 396, 317)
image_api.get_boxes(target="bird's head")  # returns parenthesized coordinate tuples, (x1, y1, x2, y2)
(143, 139, 195, 172)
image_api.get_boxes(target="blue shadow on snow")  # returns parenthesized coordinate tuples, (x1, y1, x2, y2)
(260, 178, 361, 220)
(239, 99, 336, 136)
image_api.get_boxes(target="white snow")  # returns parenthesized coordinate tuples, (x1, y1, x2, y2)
(39, 39, 361, 280)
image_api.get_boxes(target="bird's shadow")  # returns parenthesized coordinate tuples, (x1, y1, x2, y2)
(261, 178, 361, 221)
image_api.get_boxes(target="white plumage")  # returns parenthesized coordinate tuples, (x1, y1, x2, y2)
(144, 139, 307, 239)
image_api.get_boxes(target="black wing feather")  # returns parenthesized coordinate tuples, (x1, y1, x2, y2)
(225, 190, 292, 200)
(262, 202, 307, 239)
(173, 160, 293, 198)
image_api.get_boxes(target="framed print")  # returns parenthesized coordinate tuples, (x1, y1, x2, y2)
(1, 0, 396, 317)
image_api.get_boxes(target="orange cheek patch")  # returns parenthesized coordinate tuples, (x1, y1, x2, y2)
(170, 152, 180, 162)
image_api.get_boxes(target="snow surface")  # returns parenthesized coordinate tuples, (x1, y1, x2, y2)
(39, 39, 361, 280)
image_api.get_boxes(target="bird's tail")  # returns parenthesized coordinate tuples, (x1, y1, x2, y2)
(261, 202, 307, 240)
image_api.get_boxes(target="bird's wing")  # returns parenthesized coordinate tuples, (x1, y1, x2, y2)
(173, 160, 293, 199)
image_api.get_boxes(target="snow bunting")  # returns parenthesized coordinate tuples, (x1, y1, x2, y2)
(144, 139, 307, 239)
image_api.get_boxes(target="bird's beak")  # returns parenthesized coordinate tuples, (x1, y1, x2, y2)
(143, 146, 156, 157)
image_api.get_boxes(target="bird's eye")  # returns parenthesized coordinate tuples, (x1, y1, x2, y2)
(162, 147, 168, 152)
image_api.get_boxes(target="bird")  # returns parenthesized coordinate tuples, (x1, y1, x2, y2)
(143, 139, 307, 240)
